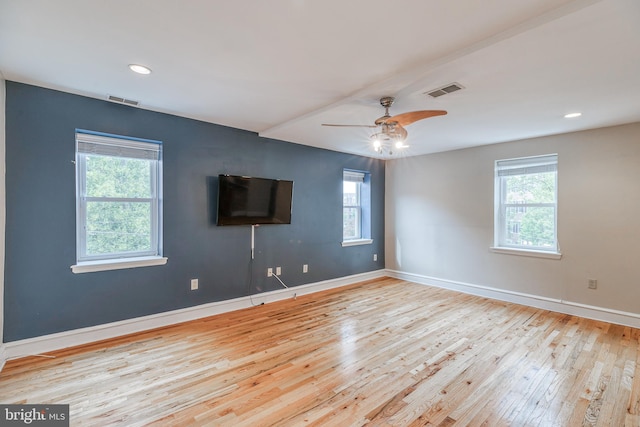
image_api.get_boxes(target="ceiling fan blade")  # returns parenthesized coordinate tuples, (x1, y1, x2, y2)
(321, 124, 378, 128)
(387, 110, 447, 126)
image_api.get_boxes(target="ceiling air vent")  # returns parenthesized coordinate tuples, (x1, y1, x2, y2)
(425, 82, 464, 98)
(107, 95, 140, 107)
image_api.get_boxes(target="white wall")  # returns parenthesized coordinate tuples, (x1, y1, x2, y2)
(386, 122, 640, 315)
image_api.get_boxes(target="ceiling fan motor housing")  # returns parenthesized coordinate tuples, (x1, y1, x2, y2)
(379, 96, 395, 108)
(375, 96, 396, 125)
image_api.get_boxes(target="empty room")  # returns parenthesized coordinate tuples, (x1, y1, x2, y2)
(1, 0, 640, 425)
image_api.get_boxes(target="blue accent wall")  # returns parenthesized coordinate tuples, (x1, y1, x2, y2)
(3, 81, 385, 342)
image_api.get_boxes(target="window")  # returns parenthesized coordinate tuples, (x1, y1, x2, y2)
(342, 170, 372, 246)
(494, 154, 559, 256)
(72, 130, 166, 273)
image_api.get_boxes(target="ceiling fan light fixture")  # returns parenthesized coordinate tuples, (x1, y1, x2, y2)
(370, 129, 407, 155)
(395, 140, 407, 149)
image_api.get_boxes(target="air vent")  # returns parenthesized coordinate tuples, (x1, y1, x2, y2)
(107, 95, 140, 107)
(425, 82, 464, 98)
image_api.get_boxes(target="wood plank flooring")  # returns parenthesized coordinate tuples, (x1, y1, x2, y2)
(1, 277, 639, 426)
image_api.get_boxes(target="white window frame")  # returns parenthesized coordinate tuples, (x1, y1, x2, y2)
(342, 170, 372, 247)
(492, 154, 561, 259)
(71, 130, 167, 273)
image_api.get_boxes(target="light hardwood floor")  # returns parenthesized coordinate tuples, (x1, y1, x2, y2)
(1, 277, 639, 426)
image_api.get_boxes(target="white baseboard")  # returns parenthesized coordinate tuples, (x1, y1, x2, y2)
(4, 270, 385, 362)
(387, 269, 640, 329)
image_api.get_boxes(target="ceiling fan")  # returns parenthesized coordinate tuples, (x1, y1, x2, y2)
(322, 96, 447, 155)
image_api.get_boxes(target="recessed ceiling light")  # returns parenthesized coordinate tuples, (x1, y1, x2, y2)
(564, 112, 582, 118)
(128, 64, 152, 75)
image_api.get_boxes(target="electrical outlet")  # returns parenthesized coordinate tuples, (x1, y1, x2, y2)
(303, 264, 308, 273)
(373, 254, 378, 261)
(588, 279, 597, 289)
(190, 278, 198, 290)
(276, 266, 281, 275)
(267, 268, 273, 277)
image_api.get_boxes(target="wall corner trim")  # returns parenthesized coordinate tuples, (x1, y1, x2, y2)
(386, 269, 640, 329)
(2, 269, 386, 363)
(0, 344, 7, 372)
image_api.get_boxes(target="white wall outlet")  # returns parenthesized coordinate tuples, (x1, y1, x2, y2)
(303, 264, 308, 273)
(267, 268, 273, 277)
(190, 278, 198, 290)
(588, 279, 597, 289)
(276, 266, 282, 275)
(373, 254, 378, 261)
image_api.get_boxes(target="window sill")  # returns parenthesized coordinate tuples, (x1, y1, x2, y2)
(490, 247, 562, 260)
(341, 239, 373, 247)
(71, 256, 168, 273)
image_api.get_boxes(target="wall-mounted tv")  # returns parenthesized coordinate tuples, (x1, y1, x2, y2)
(217, 175, 293, 226)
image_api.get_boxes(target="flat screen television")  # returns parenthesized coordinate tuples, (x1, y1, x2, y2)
(216, 175, 293, 226)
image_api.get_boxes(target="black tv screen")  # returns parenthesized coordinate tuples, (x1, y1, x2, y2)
(217, 175, 293, 226)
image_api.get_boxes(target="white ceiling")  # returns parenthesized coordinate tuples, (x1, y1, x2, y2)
(1, 0, 639, 158)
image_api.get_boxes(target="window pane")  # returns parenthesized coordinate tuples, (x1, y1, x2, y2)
(495, 155, 558, 252)
(504, 172, 555, 204)
(343, 207, 360, 239)
(343, 181, 359, 205)
(86, 201, 152, 255)
(76, 131, 162, 263)
(86, 155, 152, 198)
(504, 206, 555, 248)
